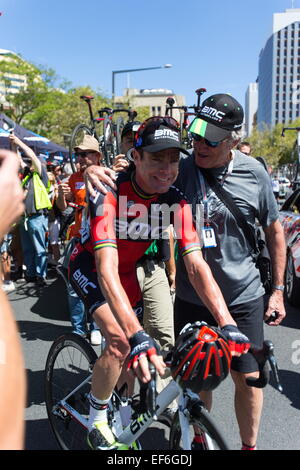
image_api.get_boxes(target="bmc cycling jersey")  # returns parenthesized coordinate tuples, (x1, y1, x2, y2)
(69, 170, 201, 314)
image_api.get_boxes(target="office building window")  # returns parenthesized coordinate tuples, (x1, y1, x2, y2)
(157, 106, 161, 114)
(152, 106, 156, 115)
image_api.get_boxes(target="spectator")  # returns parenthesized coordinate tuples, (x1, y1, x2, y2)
(175, 94, 286, 450)
(271, 174, 280, 203)
(9, 134, 51, 288)
(0, 149, 25, 449)
(237, 141, 251, 156)
(0, 233, 15, 292)
(56, 135, 103, 345)
(47, 171, 61, 265)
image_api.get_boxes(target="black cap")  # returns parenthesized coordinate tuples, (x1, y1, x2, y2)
(189, 94, 244, 141)
(121, 121, 141, 139)
(134, 118, 190, 155)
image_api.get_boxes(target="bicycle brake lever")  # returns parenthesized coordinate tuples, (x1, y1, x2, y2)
(148, 363, 157, 420)
(246, 340, 283, 392)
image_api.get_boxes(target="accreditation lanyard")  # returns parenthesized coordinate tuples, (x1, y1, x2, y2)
(198, 156, 234, 226)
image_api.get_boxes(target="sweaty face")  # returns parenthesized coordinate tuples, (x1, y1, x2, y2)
(134, 149, 180, 194)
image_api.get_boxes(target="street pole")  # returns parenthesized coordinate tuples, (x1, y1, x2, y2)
(111, 64, 172, 104)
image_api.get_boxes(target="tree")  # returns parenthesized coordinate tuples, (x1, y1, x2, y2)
(0, 54, 61, 124)
(248, 119, 300, 168)
(0, 53, 149, 147)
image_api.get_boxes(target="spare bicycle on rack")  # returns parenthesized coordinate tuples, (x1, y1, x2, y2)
(69, 95, 138, 170)
(165, 88, 207, 149)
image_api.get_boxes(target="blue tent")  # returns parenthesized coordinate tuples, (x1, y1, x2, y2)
(0, 113, 68, 162)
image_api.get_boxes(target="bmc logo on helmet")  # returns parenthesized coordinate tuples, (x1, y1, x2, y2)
(73, 269, 97, 294)
(201, 106, 225, 121)
(154, 129, 179, 141)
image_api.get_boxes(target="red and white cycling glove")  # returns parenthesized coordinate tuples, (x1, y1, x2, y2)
(127, 330, 161, 370)
(221, 325, 250, 354)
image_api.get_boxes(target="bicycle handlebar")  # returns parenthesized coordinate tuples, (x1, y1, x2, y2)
(247, 340, 283, 392)
(137, 363, 157, 420)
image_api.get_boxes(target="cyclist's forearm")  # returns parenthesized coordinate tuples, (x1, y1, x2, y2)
(184, 252, 236, 328)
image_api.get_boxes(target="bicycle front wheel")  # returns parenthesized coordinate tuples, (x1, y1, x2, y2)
(169, 407, 229, 450)
(69, 124, 93, 173)
(45, 333, 97, 450)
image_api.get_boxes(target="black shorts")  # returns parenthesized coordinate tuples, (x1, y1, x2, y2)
(174, 296, 264, 373)
(69, 248, 143, 321)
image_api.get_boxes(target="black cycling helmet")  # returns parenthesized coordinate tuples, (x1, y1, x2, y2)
(171, 322, 231, 393)
(121, 121, 141, 139)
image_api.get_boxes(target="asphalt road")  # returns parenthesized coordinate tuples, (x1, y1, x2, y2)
(8, 268, 300, 451)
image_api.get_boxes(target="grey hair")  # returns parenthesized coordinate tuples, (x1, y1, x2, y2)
(230, 128, 244, 141)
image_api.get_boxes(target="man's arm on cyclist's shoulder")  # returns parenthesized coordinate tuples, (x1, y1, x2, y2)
(85, 165, 117, 198)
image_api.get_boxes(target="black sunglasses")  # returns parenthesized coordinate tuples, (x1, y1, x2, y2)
(190, 132, 227, 148)
(75, 151, 97, 158)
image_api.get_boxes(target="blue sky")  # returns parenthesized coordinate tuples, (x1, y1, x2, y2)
(0, 0, 298, 109)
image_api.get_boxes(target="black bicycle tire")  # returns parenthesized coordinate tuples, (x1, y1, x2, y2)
(45, 333, 97, 450)
(103, 117, 115, 168)
(169, 407, 229, 450)
(116, 116, 125, 155)
(69, 124, 93, 173)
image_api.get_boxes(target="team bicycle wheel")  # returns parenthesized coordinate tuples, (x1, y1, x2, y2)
(116, 116, 125, 156)
(169, 407, 229, 450)
(45, 333, 97, 450)
(102, 117, 116, 168)
(69, 124, 93, 173)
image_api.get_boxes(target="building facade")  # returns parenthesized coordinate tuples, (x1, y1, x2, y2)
(115, 88, 186, 123)
(0, 49, 27, 109)
(245, 82, 258, 136)
(257, 8, 300, 129)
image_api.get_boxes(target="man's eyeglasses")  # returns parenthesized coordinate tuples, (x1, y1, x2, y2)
(190, 132, 227, 148)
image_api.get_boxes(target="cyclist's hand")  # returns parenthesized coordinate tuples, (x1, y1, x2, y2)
(112, 154, 129, 173)
(127, 330, 166, 383)
(84, 165, 116, 198)
(221, 325, 250, 356)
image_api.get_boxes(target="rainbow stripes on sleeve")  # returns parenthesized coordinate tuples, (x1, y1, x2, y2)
(180, 242, 202, 257)
(93, 239, 117, 251)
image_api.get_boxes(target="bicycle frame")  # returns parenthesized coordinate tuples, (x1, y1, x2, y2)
(51, 373, 188, 447)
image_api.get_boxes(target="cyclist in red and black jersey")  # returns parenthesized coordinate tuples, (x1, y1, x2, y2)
(69, 117, 250, 450)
